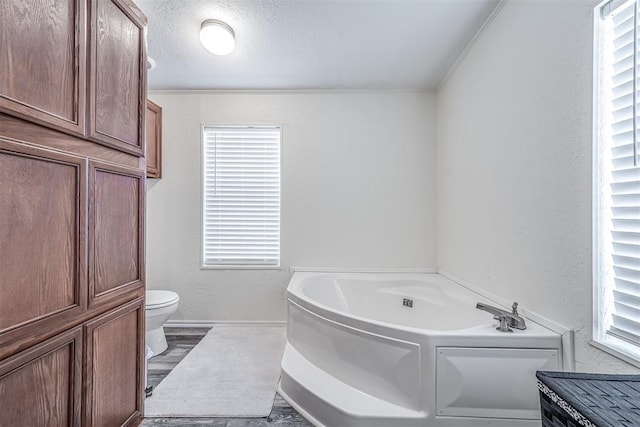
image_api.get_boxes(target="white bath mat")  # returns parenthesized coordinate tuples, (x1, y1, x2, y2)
(144, 325, 286, 418)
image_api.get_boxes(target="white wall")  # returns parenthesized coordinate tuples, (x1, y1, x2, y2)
(437, 0, 637, 373)
(147, 91, 437, 321)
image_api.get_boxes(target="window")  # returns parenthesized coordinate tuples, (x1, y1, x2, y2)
(594, 0, 640, 365)
(202, 126, 281, 267)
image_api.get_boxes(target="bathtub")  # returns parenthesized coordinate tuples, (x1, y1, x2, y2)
(279, 272, 564, 427)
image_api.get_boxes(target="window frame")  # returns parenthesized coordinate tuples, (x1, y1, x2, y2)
(199, 124, 283, 270)
(592, 0, 640, 367)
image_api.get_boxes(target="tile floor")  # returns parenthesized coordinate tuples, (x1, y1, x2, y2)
(141, 327, 311, 427)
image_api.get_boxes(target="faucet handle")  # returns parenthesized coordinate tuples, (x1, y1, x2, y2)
(511, 302, 519, 315)
(496, 315, 513, 332)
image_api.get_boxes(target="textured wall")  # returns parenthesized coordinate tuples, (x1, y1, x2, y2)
(146, 91, 437, 321)
(437, 0, 637, 372)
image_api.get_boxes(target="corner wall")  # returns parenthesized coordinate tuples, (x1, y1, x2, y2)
(437, 0, 636, 372)
(147, 91, 437, 321)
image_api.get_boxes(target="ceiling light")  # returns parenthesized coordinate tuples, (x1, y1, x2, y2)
(200, 19, 235, 56)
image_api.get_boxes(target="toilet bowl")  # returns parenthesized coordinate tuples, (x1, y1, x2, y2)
(145, 290, 179, 356)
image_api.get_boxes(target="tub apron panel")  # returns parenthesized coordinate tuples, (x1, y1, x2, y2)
(289, 300, 422, 410)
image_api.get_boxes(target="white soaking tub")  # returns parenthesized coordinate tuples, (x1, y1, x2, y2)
(279, 272, 564, 427)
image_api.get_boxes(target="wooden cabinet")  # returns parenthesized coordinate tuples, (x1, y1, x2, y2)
(88, 0, 147, 156)
(0, 0, 147, 157)
(0, 139, 87, 355)
(0, 0, 147, 425)
(0, 327, 83, 426)
(85, 299, 144, 427)
(146, 100, 162, 178)
(0, 0, 87, 137)
(89, 162, 145, 307)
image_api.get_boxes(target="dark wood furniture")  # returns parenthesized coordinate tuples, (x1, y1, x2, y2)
(537, 371, 640, 427)
(146, 100, 162, 178)
(0, 1, 147, 425)
(0, 0, 87, 137)
(88, 0, 147, 156)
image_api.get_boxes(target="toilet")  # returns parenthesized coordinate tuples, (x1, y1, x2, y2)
(145, 290, 180, 356)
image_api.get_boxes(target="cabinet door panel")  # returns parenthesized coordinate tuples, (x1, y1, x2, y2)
(0, 327, 82, 426)
(146, 100, 162, 178)
(89, 161, 144, 306)
(88, 0, 146, 156)
(84, 299, 144, 427)
(0, 140, 86, 334)
(0, 0, 86, 136)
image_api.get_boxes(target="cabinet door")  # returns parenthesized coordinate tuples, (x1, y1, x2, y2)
(0, 327, 82, 426)
(84, 298, 144, 427)
(0, 139, 87, 358)
(89, 160, 145, 307)
(146, 100, 162, 178)
(0, 0, 86, 137)
(88, 0, 147, 156)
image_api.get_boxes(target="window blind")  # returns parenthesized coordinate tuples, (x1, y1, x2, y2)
(598, 0, 640, 347)
(202, 126, 281, 266)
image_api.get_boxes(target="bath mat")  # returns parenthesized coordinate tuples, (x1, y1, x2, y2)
(144, 324, 286, 417)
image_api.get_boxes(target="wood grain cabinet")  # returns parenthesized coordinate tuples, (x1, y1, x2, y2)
(0, 327, 83, 426)
(0, 138, 87, 357)
(88, 0, 147, 156)
(89, 161, 145, 307)
(146, 100, 162, 178)
(84, 299, 145, 427)
(0, 0, 147, 425)
(0, 0, 87, 137)
(0, 0, 147, 158)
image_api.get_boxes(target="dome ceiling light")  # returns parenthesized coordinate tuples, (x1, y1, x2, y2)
(200, 19, 235, 56)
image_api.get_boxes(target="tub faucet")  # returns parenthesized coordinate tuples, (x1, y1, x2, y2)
(476, 302, 526, 332)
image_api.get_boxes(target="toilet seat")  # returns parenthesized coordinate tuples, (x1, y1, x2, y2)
(146, 290, 179, 309)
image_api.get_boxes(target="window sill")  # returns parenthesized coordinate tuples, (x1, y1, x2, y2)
(590, 336, 640, 369)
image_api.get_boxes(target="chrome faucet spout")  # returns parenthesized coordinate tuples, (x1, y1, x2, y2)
(476, 302, 526, 331)
(476, 302, 508, 318)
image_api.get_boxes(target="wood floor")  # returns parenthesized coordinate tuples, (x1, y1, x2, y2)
(141, 327, 312, 427)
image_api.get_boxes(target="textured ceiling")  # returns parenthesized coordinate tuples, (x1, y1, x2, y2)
(137, 0, 501, 90)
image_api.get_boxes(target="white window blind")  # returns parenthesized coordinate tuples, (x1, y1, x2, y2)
(202, 126, 281, 266)
(595, 0, 640, 355)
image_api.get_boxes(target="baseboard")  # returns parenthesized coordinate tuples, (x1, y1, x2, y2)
(165, 319, 286, 328)
(290, 266, 438, 274)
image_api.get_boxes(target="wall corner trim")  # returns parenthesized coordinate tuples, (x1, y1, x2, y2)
(436, 0, 508, 91)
